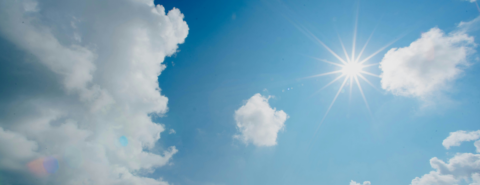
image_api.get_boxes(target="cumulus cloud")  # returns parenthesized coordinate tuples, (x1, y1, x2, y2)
(443, 130, 480, 150)
(350, 180, 371, 185)
(380, 26, 476, 100)
(234, 94, 288, 147)
(0, 0, 188, 184)
(410, 130, 480, 185)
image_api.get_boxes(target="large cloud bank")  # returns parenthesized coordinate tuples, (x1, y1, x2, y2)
(0, 0, 188, 184)
(411, 130, 480, 185)
(234, 94, 288, 147)
(379, 27, 475, 99)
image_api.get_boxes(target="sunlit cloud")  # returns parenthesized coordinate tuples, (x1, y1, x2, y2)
(234, 94, 288, 147)
(380, 26, 475, 102)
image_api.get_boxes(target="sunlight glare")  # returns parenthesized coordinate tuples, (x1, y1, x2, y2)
(341, 62, 364, 77)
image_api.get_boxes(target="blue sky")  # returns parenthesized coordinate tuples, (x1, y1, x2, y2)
(153, 0, 480, 184)
(1, 0, 480, 185)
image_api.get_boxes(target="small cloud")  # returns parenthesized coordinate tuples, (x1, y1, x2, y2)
(234, 93, 288, 147)
(169, 129, 176, 134)
(350, 180, 371, 185)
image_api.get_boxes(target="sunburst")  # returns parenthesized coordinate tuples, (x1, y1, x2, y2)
(295, 13, 400, 138)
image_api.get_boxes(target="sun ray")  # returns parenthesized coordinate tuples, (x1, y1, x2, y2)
(312, 57, 344, 67)
(299, 26, 349, 65)
(312, 76, 349, 136)
(300, 5, 395, 147)
(357, 74, 381, 92)
(354, 13, 386, 63)
(319, 74, 345, 91)
(360, 71, 380, 78)
(303, 70, 343, 79)
(362, 62, 379, 68)
(351, 5, 359, 62)
(354, 76, 372, 116)
(348, 76, 353, 117)
(355, 26, 376, 63)
(309, 74, 346, 98)
(349, 76, 353, 106)
(337, 33, 351, 62)
(288, 17, 351, 66)
(290, 22, 340, 63)
(358, 36, 401, 64)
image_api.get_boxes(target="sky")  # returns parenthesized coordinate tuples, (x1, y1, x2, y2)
(0, 0, 480, 185)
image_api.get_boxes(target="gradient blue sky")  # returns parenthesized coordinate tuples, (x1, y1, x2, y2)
(153, 0, 480, 184)
(1, 0, 480, 185)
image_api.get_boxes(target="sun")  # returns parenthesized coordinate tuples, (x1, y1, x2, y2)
(294, 12, 400, 139)
(341, 62, 364, 77)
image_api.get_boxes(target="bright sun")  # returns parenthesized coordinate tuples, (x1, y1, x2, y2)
(341, 62, 364, 77)
(296, 12, 397, 138)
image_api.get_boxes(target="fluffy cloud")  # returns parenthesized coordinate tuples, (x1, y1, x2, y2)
(443, 130, 480, 150)
(379, 27, 475, 99)
(410, 130, 480, 185)
(0, 0, 188, 184)
(350, 180, 371, 185)
(234, 94, 288, 147)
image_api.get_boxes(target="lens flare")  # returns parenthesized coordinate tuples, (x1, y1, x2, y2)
(43, 157, 59, 174)
(27, 156, 59, 176)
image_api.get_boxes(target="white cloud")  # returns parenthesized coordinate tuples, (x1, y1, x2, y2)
(0, 0, 188, 184)
(459, 16, 480, 33)
(0, 127, 38, 171)
(410, 130, 480, 185)
(443, 130, 480, 149)
(380, 27, 475, 99)
(234, 94, 288, 147)
(350, 180, 371, 185)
